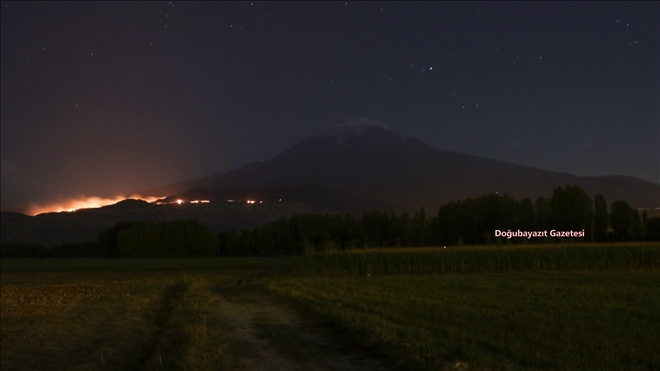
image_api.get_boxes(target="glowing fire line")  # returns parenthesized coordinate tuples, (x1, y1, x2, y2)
(27, 194, 163, 216)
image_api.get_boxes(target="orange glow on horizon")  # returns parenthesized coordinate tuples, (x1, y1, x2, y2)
(27, 194, 163, 216)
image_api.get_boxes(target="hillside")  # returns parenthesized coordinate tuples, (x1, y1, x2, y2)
(144, 117, 660, 210)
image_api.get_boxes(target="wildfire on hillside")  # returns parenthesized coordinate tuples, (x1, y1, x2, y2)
(27, 195, 162, 216)
(27, 195, 276, 215)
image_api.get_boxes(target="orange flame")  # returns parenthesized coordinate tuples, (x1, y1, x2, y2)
(27, 194, 163, 216)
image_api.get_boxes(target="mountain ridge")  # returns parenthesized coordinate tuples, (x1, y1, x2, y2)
(142, 120, 659, 209)
(3, 118, 658, 247)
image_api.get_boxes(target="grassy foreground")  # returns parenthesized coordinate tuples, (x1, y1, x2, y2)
(267, 243, 660, 371)
(268, 272, 660, 370)
(2, 244, 659, 370)
(0, 257, 296, 371)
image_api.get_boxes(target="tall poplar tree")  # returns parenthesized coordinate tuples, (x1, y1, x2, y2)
(550, 185, 593, 239)
(610, 200, 634, 241)
(593, 194, 608, 242)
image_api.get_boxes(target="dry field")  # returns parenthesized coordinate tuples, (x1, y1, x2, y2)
(2, 243, 659, 370)
(0, 260, 262, 370)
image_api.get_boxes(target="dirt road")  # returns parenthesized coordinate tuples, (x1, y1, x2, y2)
(215, 281, 392, 371)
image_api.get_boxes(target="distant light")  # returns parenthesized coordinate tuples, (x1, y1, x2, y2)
(176, 199, 184, 205)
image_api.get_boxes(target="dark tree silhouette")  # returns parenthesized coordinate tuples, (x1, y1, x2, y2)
(593, 194, 608, 242)
(646, 217, 660, 241)
(550, 185, 593, 238)
(98, 221, 134, 258)
(610, 200, 635, 241)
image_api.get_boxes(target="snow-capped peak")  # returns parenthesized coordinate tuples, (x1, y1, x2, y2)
(318, 117, 393, 139)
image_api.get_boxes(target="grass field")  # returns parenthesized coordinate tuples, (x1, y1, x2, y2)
(268, 272, 660, 371)
(268, 242, 660, 370)
(2, 243, 659, 370)
(0, 257, 297, 371)
(290, 242, 660, 276)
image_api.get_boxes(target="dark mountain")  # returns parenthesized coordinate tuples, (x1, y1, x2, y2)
(144, 117, 660, 210)
(4, 117, 658, 247)
(159, 184, 402, 214)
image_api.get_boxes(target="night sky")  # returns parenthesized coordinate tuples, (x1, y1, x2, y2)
(2, 1, 658, 213)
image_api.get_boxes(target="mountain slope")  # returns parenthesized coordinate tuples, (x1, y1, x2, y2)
(144, 118, 659, 210)
(3, 118, 658, 247)
(1, 199, 313, 247)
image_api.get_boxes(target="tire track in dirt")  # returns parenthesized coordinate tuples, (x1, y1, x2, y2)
(216, 284, 392, 371)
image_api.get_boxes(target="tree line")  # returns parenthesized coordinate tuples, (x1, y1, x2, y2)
(87, 185, 660, 257)
(9, 184, 649, 259)
(217, 185, 659, 255)
(217, 209, 434, 255)
(99, 220, 216, 258)
(436, 186, 655, 245)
